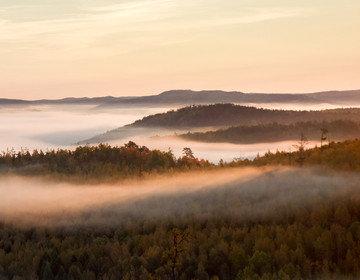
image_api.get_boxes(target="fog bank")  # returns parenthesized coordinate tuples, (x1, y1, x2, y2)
(0, 167, 358, 228)
(0, 105, 170, 151)
(0, 168, 265, 226)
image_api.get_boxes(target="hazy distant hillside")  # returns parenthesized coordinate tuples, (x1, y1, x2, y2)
(95, 90, 317, 108)
(181, 120, 360, 144)
(0, 96, 123, 106)
(80, 104, 360, 144)
(308, 90, 360, 105)
(130, 104, 360, 128)
(2, 89, 360, 107)
(77, 127, 170, 145)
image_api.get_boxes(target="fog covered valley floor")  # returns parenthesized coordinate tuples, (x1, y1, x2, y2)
(1, 167, 360, 279)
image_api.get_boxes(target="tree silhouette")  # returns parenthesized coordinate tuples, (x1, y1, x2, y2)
(320, 128, 328, 149)
(293, 133, 308, 166)
(163, 229, 191, 280)
(182, 147, 194, 159)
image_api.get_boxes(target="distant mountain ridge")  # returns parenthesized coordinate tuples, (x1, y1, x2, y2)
(1, 89, 360, 107)
(0, 96, 122, 105)
(95, 89, 360, 108)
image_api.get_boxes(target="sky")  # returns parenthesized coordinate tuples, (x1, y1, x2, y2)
(0, 0, 359, 99)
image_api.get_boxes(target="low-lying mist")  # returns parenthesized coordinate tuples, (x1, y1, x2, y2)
(0, 103, 334, 164)
(0, 168, 264, 226)
(1, 167, 358, 228)
(109, 135, 320, 162)
(0, 104, 171, 151)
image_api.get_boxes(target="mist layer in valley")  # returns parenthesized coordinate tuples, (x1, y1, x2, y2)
(0, 104, 170, 151)
(106, 135, 320, 163)
(0, 167, 357, 228)
(0, 103, 323, 163)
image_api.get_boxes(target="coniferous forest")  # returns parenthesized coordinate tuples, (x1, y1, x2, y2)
(1, 140, 360, 279)
(0, 141, 212, 182)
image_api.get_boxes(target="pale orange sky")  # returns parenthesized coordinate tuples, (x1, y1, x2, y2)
(0, 0, 359, 99)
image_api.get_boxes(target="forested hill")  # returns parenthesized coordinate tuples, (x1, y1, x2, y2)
(181, 120, 360, 144)
(129, 104, 360, 128)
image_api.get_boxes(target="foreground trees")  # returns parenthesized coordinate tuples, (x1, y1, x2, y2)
(1, 193, 360, 279)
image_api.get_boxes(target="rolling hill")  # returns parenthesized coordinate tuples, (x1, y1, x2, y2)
(79, 104, 360, 144)
(129, 104, 360, 128)
(180, 120, 360, 144)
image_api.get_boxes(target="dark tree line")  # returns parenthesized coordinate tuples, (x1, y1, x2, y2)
(2, 138, 360, 180)
(181, 120, 360, 144)
(0, 142, 212, 181)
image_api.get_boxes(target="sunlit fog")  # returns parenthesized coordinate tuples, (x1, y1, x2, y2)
(0, 167, 264, 226)
(1, 167, 358, 228)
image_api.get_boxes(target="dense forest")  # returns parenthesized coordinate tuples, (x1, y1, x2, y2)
(1, 168, 360, 279)
(2, 137, 360, 179)
(2, 140, 360, 279)
(181, 120, 360, 144)
(0, 142, 212, 181)
(129, 104, 360, 128)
